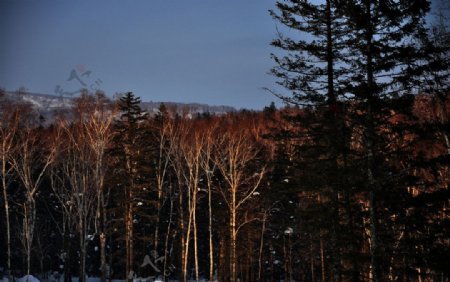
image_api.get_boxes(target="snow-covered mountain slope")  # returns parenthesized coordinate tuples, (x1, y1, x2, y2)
(0, 91, 235, 123)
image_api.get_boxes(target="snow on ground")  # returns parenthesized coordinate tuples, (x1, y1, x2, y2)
(3, 274, 217, 282)
(17, 275, 40, 282)
(2, 279, 222, 282)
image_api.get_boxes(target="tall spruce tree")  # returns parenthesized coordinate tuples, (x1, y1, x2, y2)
(269, 0, 442, 281)
(112, 92, 149, 281)
(341, 1, 431, 281)
(270, 1, 350, 280)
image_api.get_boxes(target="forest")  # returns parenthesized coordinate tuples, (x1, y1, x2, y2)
(1, 0, 449, 282)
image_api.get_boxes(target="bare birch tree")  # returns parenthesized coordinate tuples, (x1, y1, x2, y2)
(11, 124, 58, 275)
(56, 117, 97, 282)
(81, 93, 116, 282)
(152, 106, 174, 254)
(49, 152, 77, 282)
(213, 121, 266, 282)
(169, 119, 202, 282)
(199, 119, 219, 282)
(0, 105, 20, 276)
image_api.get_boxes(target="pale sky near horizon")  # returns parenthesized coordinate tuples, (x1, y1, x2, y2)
(0, 0, 444, 109)
(0, 0, 281, 109)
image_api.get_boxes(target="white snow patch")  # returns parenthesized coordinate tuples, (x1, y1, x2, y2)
(18, 275, 40, 282)
(284, 227, 293, 235)
(22, 96, 42, 108)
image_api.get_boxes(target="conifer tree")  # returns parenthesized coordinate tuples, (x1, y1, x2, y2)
(269, 0, 443, 280)
(270, 1, 350, 280)
(112, 92, 149, 281)
(341, 1, 430, 281)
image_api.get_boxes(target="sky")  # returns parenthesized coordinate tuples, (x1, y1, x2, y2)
(0, 0, 282, 109)
(0, 1, 445, 110)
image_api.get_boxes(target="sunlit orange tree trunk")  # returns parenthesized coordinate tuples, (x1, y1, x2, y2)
(11, 122, 58, 276)
(0, 102, 20, 276)
(214, 116, 267, 282)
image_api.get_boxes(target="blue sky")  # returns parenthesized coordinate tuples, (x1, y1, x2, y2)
(0, 0, 444, 109)
(0, 0, 281, 109)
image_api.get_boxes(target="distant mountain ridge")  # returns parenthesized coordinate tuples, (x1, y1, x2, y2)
(141, 101, 235, 116)
(1, 91, 236, 119)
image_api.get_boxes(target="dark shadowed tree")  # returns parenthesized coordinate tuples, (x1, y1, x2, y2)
(112, 92, 149, 281)
(269, 1, 351, 280)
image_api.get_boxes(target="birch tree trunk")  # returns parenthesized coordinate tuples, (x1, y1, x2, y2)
(199, 123, 218, 282)
(0, 110, 18, 276)
(258, 211, 267, 282)
(163, 185, 174, 280)
(214, 125, 267, 282)
(12, 125, 58, 277)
